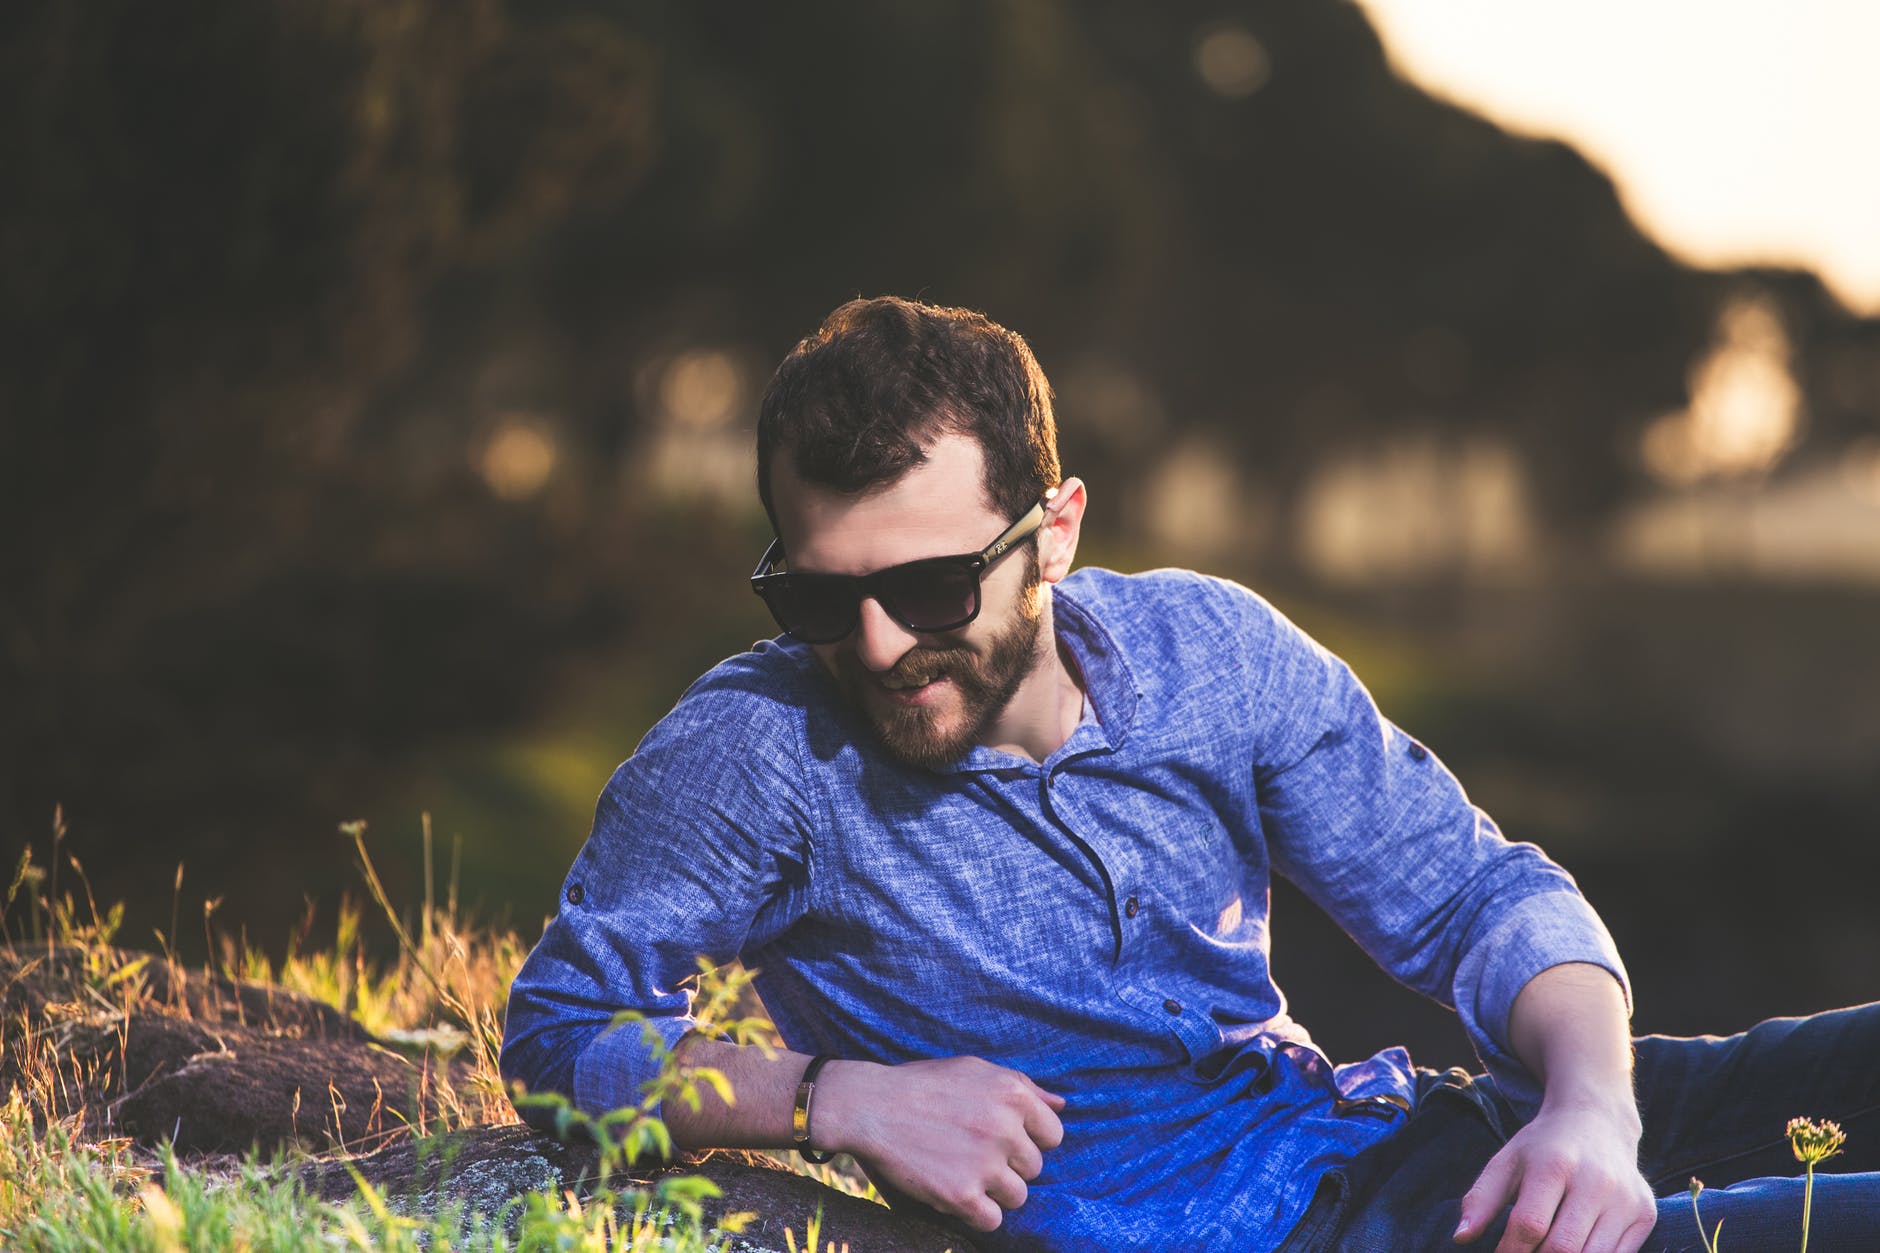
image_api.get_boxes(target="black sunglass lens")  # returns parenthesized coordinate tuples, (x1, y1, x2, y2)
(879, 562, 978, 631)
(771, 575, 858, 642)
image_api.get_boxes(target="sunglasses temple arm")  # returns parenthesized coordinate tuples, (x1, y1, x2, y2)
(980, 499, 1048, 563)
(752, 538, 784, 581)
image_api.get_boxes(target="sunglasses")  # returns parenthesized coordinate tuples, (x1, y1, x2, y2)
(750, 491, 1056, 644)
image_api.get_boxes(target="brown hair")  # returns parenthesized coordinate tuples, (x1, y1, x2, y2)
(756, 296, 1060, 529)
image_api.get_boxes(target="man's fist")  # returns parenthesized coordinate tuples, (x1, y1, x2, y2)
(813, 1055, 1067, 1233)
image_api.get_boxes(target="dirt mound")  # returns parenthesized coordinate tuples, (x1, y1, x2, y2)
(4, 946, 973, 1249)
(2, 944, 461, 1152)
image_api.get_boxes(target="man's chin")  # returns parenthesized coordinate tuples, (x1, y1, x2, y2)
(867, 708, 978, 770)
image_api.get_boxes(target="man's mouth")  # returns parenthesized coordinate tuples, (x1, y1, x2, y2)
(879, 670, 948, 699)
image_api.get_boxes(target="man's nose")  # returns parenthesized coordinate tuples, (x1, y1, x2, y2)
(852, 596, 919, 672)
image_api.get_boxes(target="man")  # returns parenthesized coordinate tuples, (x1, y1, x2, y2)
(502, 297, 1879, 1252)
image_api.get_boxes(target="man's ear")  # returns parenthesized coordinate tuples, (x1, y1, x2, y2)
(1038, 478, 1087, 584)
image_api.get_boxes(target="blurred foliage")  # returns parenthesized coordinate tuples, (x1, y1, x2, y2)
(2, 0, 1876, 953)
(3, 0, 663, 888)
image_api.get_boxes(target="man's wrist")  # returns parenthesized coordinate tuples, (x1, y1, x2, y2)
(803, 1058, 875, 1158)
(1538, 1078, 1642, 1134)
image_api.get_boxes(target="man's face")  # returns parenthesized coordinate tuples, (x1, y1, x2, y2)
(769, 434, 1050, 768)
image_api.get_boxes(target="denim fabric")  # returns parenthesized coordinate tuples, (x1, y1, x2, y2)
(501, 567, 1632, 1252)
(1279, 1003, 1880, 1252)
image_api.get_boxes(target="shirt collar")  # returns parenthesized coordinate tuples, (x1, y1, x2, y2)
(938, 577, 1140, 775)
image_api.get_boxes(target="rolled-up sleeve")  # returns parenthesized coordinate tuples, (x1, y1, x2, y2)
(1232, 586, 1629, 1106)
(500, 651, 818, 1123)
(1451, 889, 1629, 1110)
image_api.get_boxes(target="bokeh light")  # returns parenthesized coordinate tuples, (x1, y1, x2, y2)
(478, 415, 559, 500)
(1192, 22, 1272, 100)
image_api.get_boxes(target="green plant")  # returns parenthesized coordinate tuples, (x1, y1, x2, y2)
(1787, 1116, 1846, 1253)
(1688, 1177, 1723, 1253)
(509, 953, 777, 1179)
(1688, 1117, 1848, 1253)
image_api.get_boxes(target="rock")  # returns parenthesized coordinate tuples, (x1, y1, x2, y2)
(304, 1122, 977, 1253)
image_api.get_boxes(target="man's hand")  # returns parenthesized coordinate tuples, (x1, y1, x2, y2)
(1454, 962, 1657, 1253)
(815, 1055, 1066, 1233)
(663, 1037, 1064, 1233)
(1454, 1096, 1656, 1253)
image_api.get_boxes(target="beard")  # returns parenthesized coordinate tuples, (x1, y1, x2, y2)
(832, 561, 1046, 770)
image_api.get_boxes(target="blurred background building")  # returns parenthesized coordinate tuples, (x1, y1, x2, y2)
(4, 0, 1876, 1071)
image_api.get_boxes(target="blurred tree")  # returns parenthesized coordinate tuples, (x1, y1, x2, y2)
(2, 0, 1872, 931)
(1, 0, 658, 882)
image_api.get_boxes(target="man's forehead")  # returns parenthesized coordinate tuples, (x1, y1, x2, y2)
(771, 440, 1003, 572)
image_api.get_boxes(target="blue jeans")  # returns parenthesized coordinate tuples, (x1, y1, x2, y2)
(1277, 1003, 1880, 1252)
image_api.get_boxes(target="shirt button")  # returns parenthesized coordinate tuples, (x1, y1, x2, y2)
(1407, 742, 1429, 761)
(1124, 896, 1140, 919)
(566, 882, 585, 906)
(1163, 998, 1182, 1016)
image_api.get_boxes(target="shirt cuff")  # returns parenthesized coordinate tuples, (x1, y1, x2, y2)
(1456, 890, 1631, 1117)
(573, 1012, 696, 1124)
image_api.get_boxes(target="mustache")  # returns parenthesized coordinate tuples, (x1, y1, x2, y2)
(844, 645, 976, 688)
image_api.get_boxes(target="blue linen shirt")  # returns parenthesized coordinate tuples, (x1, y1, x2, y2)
(501, 567, 1630, 1251)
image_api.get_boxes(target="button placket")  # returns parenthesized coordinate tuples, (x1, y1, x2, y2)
(1037, 768, 1132, 959)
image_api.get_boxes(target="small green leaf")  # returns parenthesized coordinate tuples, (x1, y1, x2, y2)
(104, 955, 151, 989)
(657, 1175, 723, 1206)
(696, 1065, 736, 1108)
(639, 1118, 673, 1163)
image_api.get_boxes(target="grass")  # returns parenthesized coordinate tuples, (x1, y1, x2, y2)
(0, 810, 870, 1253)
(0, 1098, 754, 1253)
(8, 808, 1847, 1252)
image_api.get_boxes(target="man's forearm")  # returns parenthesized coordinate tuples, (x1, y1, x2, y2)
(663, 1033, 815, 1150)
(1507, 961, 1639, 1123)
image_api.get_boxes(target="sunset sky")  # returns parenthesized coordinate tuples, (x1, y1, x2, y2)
(1354, 0, 1880, 314)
